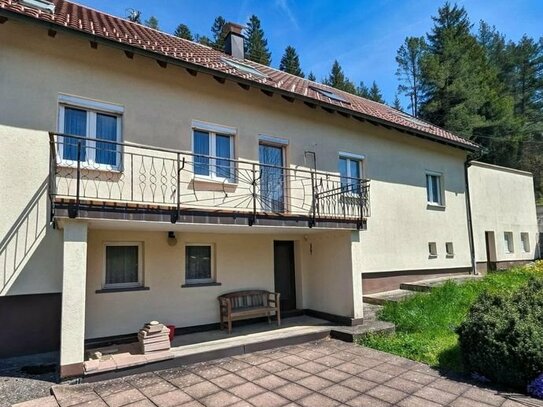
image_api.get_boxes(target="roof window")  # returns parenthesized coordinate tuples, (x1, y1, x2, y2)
(397, 111, 432, 129)
(221, 57, 267, 79)
(309, 86, 350, 103)
(19, 0, 55, 13)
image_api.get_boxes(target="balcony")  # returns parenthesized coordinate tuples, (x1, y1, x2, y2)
(48, 133, 370, 229)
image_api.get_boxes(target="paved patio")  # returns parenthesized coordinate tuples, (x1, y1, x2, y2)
(14, 339, 533, 407)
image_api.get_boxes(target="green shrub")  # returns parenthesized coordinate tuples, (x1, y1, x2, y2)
(457, 277, 543, 390)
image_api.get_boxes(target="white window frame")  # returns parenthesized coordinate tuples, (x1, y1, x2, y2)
(426, 171, 444, 207)
(339, 152, 365, 195)
(504, 232, 514, 254)
(57, 94, 123, 170)
(521, 232, 530, 253)
(102, 242, 143, 289)
(185, 243, 215, 285)
(191, 121, 236, 182)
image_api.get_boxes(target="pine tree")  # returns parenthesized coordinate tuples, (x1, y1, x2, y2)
(392, 95, 403, 111)
(307, 72, 316, 81)
(174, 24, 193, 41)
(323, 60, 356, 94)
(195, 34, 213, 47)
(144, 16, 159, 30)
(356, 81, 370, 98)
(211, 16, 227, 51)
(368, 81, 385, 103)
(245, 15, 272, 65)
(396, 36, 427, 116)
(279, 46, 304, 77)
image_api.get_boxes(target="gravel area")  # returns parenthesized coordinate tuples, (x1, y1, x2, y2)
(0, 352, 58, 407)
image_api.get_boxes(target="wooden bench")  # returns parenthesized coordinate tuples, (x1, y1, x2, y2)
(218, 290, 281, 334)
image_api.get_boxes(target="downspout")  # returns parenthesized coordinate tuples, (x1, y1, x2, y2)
(464, 159, 477, 275)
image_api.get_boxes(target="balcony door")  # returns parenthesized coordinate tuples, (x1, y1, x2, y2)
(259, 143, 285, 212)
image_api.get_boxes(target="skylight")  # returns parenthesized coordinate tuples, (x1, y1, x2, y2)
(221, 58, 267, 79)
(309, 86, 350, 103)
(397, 112, 432, 128)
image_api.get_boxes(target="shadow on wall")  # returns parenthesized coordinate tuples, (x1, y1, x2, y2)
(0, 178, 49, 295)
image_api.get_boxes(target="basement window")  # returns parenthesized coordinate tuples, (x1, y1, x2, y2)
(309, 86, 350, 104)
(221, 57, 267, 79)
(504, 232, 514, 254)
(521, 232, 530, 252)
(446, 242, 454, 257)
(428, 242, 438, 258)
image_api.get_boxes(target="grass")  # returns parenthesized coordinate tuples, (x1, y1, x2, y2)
(360, 263, 543, 373)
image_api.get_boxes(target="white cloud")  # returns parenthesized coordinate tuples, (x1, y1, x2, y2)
(275, 0, 299, 30)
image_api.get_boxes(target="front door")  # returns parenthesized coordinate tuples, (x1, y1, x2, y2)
(259, 144, 285, 212)
(273, 241, 296, 311)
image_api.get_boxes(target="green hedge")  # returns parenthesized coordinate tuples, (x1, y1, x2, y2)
(457, 277, 543, 390)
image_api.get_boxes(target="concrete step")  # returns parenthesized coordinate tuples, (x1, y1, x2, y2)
(331, 320, 395, 342)
(363, 289, 418, 305)
(400, 274, 483, 292)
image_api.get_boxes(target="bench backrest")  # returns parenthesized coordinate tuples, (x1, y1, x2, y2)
(219, 290, 270, 309)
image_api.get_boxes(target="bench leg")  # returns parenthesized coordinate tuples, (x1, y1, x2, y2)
(267, 312, 271, 325)
(219, 310, 224, 330)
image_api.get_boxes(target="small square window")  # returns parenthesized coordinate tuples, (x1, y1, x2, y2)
(426, 173, 443, 206)
(504, 232, 514, 254)
(521, 233, 530, 252)
(428, 242, 437, 257)
(185, 244, 214, 284)
(104, 243, 142, 288)
(446, 242, 454, 257)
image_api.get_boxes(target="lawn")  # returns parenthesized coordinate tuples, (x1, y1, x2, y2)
(360, 263, 543, 373)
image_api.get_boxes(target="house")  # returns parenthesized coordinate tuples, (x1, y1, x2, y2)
(0, 0, 537, 379)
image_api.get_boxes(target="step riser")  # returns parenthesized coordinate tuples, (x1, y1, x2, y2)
(399, 283, 433, 292)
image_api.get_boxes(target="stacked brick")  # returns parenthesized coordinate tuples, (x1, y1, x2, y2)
(138, 321, 171, 354)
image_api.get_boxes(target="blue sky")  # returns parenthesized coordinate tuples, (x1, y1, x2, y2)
(76, 0, 542, 106)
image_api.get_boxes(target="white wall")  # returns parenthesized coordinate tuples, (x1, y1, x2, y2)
(469, 161, 538, 263)
(0, 125, 63, 296)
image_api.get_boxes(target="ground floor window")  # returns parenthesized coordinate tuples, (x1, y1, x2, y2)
(185, 244, 214, 284)
(104, 242, 143, 288)
(521, 232, 530, 252)
(504, 232, 514, 254)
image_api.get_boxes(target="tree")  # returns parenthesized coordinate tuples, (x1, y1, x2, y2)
(245, 15, 272, 65)
(356, 81, 370, 98)
(144, 16, 159, 30)
(307, 72, 316, 81)
(195, 34, 213, 47)
(396, 36, 427, 116)
(126, 9, 141, 24)
(279, 46, 304, 77)
(174, 24, 193, 41)
(323, 60, 356, 94)
(368, 81, 385, 103)
(211, 16, 227, 51)
(392, 95, 403, 111)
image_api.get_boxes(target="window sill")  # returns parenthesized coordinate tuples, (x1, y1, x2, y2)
(192, 176, 238, 186)
(181, 282, 222, 288)
(57, 161, 122, 173)
(427, 203, 446, 211)
(446, 254, 455, 258)
(428, 255, 438, 259)
(96, 286, 149, 294)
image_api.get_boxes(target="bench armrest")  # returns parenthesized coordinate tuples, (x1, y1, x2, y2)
(267, 292, 280, 307)
(218, 296, 232, 312)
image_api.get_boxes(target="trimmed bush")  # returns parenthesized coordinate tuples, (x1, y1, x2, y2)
(457, 277, 543, 390)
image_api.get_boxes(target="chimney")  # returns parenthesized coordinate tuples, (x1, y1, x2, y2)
(223, 22, 245, 60)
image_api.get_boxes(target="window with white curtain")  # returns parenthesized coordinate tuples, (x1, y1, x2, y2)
(193, 128, 234, 180)
(426, 172, 443, 206)
(185, 244, 214, 284)
(103, 242, 143, 289)
(58, 95, 122, 168)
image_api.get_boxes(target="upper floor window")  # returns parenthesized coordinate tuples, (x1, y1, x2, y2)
(339, 153, 364, 194)
(426, 172, 443, 206)
(192, 121, 235, 181)
(58, 95, 123, 168)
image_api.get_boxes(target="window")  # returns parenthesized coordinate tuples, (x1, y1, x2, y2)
(104, 242, 143, 289)
(521, 232, 530, 252)
(426, 173, 443, 206)
(192, 122, 235, 181)
(339, 154, 363, 194)
(428, 242, 437, 257)
(221, 57, 267, 79)
(309, 86, 350, 104)
(185, 244, 214, 284)
(58, 95, 123, 168)
(504, 232, 514, 254)
(446, 242, 454, 257)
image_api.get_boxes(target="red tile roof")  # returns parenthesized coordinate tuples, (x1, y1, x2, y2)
(0, 0, 478, 150)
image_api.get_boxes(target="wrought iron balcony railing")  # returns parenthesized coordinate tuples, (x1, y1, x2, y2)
(48, 133, 370, 228)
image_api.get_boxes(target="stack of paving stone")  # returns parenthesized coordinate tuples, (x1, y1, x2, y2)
(138, 321, 171, 354)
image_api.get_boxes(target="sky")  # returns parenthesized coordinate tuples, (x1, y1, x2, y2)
(75, 0, 542, 107)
